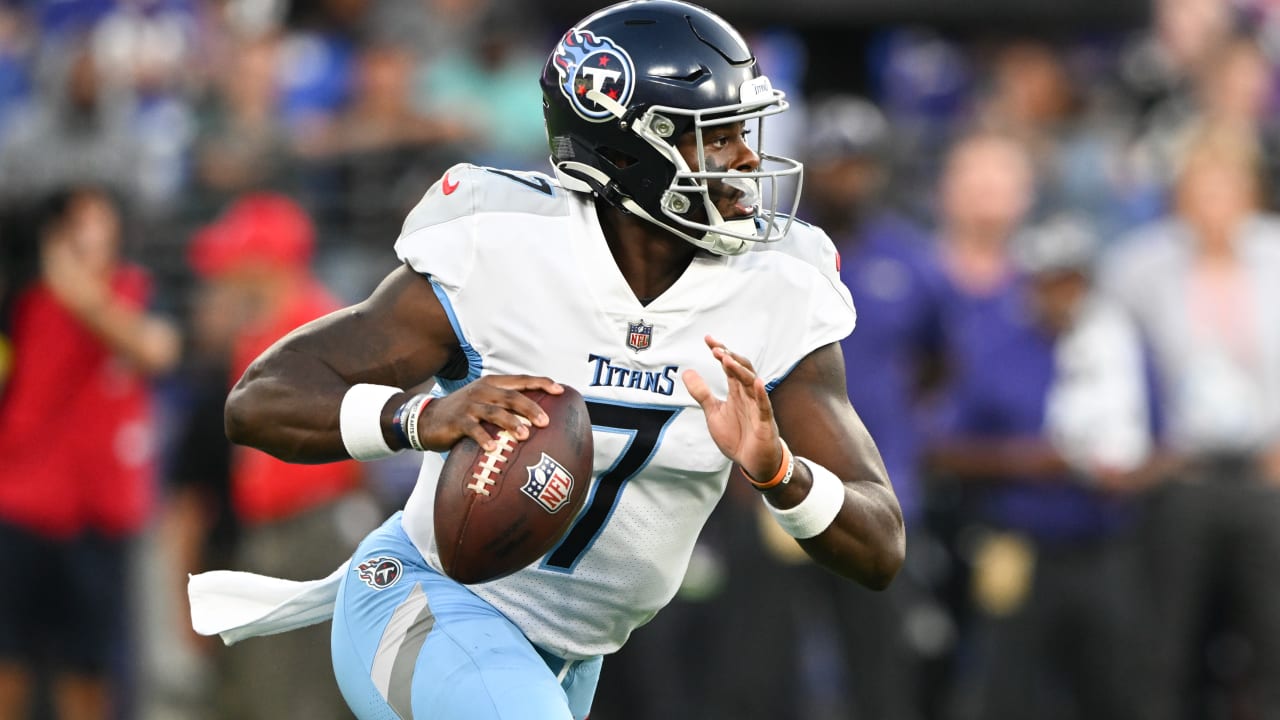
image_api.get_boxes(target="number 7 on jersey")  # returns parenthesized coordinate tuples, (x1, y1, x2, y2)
(542, 399, 681, 571)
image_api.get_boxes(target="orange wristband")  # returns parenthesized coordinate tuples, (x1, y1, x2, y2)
(748, 440, 794, 491)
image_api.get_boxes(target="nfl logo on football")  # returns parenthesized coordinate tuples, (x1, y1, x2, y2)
(522, 453, 575, 513)
(627, 320, 653, 352)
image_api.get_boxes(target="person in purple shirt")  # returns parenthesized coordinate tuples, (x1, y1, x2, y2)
(929, 144, 1153, 719)
(838, 213, 948, 528)
(767, 95, 951, 720)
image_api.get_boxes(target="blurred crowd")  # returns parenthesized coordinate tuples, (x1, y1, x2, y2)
(2, 0, 1280, 719)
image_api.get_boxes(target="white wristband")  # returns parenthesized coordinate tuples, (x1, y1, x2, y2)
(339, 384, 403, 461)
(764, 456, 845, 539)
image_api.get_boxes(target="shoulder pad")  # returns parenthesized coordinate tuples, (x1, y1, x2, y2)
(400, 163, 568, 237)
(750, 215, 842, 280)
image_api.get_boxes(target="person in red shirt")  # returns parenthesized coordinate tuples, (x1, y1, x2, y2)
(188, 193, 366, 720)
(0, 186, 180, 720)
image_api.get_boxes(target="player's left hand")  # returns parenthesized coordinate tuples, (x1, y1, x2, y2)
(683, 335, 785, 483)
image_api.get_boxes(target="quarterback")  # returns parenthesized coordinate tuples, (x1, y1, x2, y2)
(190, 2, 904, 718)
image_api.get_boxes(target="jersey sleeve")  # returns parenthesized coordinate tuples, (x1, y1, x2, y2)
(394, 163, 482, 291)
(392, 164, 568, 391)
(754, 223, 857, 390)
(395, 162, 568, 288)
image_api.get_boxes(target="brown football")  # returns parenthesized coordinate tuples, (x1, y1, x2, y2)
(434, 385, 593, 584)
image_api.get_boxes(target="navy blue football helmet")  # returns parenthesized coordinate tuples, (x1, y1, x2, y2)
(541, 0, 802, 255)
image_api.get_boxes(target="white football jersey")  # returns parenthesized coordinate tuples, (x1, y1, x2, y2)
(394, 163, 855, 660)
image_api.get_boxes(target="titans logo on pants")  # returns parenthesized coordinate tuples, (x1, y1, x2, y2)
(356, 557, 403, 590)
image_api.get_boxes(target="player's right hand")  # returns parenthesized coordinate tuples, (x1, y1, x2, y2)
(415, 375, 563, 452)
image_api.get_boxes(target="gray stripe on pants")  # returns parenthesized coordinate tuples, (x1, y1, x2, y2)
(370, 583, 435, 719)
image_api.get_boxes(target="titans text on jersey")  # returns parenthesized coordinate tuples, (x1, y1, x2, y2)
(586, 354, 679, 395)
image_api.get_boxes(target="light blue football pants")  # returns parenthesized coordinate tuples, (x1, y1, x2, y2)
(331, 513, 602, 719)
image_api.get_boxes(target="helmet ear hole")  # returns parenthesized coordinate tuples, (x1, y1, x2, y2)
(598, 147, 639, 170)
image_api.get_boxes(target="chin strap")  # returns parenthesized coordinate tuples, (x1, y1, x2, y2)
(621, 197, 750, 256)
(553, 162, 636, 213)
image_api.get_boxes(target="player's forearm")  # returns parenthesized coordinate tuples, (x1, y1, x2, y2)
(225, 270, 460, 464)
(225, 348, 367, 464)
(764, 457, 905, 589)
(799, 479, 905, 589)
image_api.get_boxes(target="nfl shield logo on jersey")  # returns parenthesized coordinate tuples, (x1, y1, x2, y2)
(522, 453, 575, 513)
(356, 556, 403, 590)
(627, 320, 653, 352)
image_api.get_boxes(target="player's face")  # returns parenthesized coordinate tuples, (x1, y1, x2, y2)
(675, 121, 761, 221)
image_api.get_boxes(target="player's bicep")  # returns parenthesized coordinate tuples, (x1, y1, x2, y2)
(298, 264, 458, 386)
(771, 343, 904, 586)
(770, 343, 890, 491)
(240, 264, 459, 392)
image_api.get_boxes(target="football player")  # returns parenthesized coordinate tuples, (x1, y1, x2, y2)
(192, 2, 905, 718)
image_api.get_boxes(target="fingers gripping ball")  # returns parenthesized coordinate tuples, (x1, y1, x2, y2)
(434, 386, 594, 584)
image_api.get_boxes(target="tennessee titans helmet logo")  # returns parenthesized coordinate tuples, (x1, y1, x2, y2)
(553, 28, 635, 122)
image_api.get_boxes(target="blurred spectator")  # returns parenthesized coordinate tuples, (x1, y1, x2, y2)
(187, 192, 372, 720)
(0, 5, 33, 145)
(790, 95, 950, 719)
(871, 27, 973, 135)
(33, 0, 115, 38)
(1143, 32, 1280, 208)
(89, 0, 198, 212)
(0, 186, 180, 720)
(163, 279, 246, 635)
(1195, 35, 1275, 134)
(934, 132, 1033, 304)
(0, 44, 141, 207)
(91, 0, 196, 92)
(366, 0, 491, 64)
(148, 273, 248, 720)
(299, 41, 471, 301)
(976, 39, 1154, 240)
(1192, 35, 1280, 209)
(806, 95, 949, 527)
(191, 33, 292, 207)
(1101, 123, 1280, 720)
(867, 27, 974, 221)
(296, 42, 470, 160)
(414, 8, 549, 168)
(274, 9, 357, 138)
(1120, 0, 1237, 120)
(929, 215, 1150, 720)
(1120, 0, 1257, 212)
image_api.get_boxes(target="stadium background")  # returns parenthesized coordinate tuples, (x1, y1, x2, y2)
(1, 0, 1278, 718)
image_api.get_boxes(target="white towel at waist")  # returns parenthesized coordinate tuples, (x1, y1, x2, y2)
(188, 561, 347, 646)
